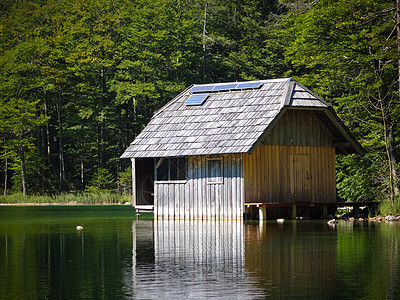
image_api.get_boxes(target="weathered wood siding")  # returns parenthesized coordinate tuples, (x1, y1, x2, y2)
(154, 154, 244, 220)
(154, 182, 186, 220)
(243, 110, 337, 204)
(243, 145, 336, 204)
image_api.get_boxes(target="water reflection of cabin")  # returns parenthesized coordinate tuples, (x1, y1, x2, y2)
(121, 78, 363, 220)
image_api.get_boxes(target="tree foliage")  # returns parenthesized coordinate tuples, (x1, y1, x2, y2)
(282, 0, 399, 205)
(0, 0, 399, 210)
(0, 0, 287, 195)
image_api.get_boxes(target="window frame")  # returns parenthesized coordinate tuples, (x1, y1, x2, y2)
(207, 158, 223, 184)
(155, 157, 187, 183)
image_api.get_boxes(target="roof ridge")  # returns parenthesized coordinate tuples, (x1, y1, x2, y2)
(151, 85, 193, 119)
(281, 80, 296, 108)
(190, 78, 292, 87)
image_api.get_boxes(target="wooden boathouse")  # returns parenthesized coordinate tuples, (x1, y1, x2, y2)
(121, 78, 363, 220)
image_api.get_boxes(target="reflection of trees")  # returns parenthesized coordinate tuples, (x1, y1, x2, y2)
(3, 217, 400, 299)
(0, 219, 134, 299)
(336, 222, 400, 299)
(386, 224, 399, 299)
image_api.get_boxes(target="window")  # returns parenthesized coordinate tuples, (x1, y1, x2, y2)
(156, 157, 187, 181)
(207, 159, 223, 184)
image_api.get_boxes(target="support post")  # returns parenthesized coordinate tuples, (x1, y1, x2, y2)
(322, 204, 328, 218)
(353, 205, 361, 218)
(292, 204, 297, 220)
(245, 205, 250, 220)
(154, 158, 158, 220)
(131, 158, 136, 207)
(259, 205, 267, 220)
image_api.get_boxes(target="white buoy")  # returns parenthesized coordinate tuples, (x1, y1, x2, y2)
(276, 218, 285, 223)
(76, 225, 83, 230)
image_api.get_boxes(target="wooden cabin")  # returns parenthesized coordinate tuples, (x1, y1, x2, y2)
(121, 78, 363, 220)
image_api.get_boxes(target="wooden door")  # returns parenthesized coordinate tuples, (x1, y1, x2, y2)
(207, 159, 224, 219)
(289, 154, 311, 202)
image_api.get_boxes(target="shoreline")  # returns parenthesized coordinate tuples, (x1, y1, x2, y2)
(0, 204, 398, 221)
(0, 202, 133, 206)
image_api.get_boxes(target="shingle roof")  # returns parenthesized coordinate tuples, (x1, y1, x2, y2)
(121, 78, 363, 158)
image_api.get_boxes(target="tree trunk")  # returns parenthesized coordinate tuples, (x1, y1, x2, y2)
(395, 0, 400, 198)
(81, 160, 84, 190)
(397, 0, 400, 104)
(379, 97, 399, 202)
(3, 153, 7, 196)
(19, 145, 28, 195)
(57, 91, 65, 191)
(80, 123, 85, 191)
(99, 67, 106, 168)
(202, 2, 208, 82)
(389, 124, 400, 199)
(44, 99, 51, 165)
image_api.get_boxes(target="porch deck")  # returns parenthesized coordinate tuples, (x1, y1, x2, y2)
(245, 201, 380, 220)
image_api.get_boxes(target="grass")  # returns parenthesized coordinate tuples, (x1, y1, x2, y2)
(0, 205, 154, 221)
(379, 197, 400, 216)
(0, 193, 154, 220)
(0, 192, 132, 205)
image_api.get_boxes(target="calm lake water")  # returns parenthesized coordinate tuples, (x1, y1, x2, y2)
(1, 206, 400, 299)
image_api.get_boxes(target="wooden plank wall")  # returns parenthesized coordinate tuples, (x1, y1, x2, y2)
(262, 110, 332, 146)
(155, 182, 186, 219)
(243, 145, 336, 204)
(154, 153, 244, 220)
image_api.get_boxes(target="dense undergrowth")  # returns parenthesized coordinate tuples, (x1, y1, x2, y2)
(379, 198, 400, 216)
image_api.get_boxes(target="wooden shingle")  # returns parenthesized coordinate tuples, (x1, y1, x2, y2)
(121, 78, 363, 158)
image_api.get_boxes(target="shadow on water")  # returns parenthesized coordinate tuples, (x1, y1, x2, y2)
(1, 206, 400, 299)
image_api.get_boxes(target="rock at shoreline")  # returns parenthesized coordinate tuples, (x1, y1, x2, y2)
(338, 213, 350, 220)
(327, 219, 337, 226)
(369, 216, 383, 222)
(385, 215, 400, 222)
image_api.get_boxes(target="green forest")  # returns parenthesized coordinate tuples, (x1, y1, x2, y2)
(0, 0, 399, 212)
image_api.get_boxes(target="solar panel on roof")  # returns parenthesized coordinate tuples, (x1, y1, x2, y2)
(236, 81, 263, 90)
(213, 83, 238, 92)
(185, 93, 209, 106)
(190, 81, 262, 94)
(190, 85, 215, 93)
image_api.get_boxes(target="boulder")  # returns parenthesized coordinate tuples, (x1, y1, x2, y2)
(385, 215, 397, 222)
